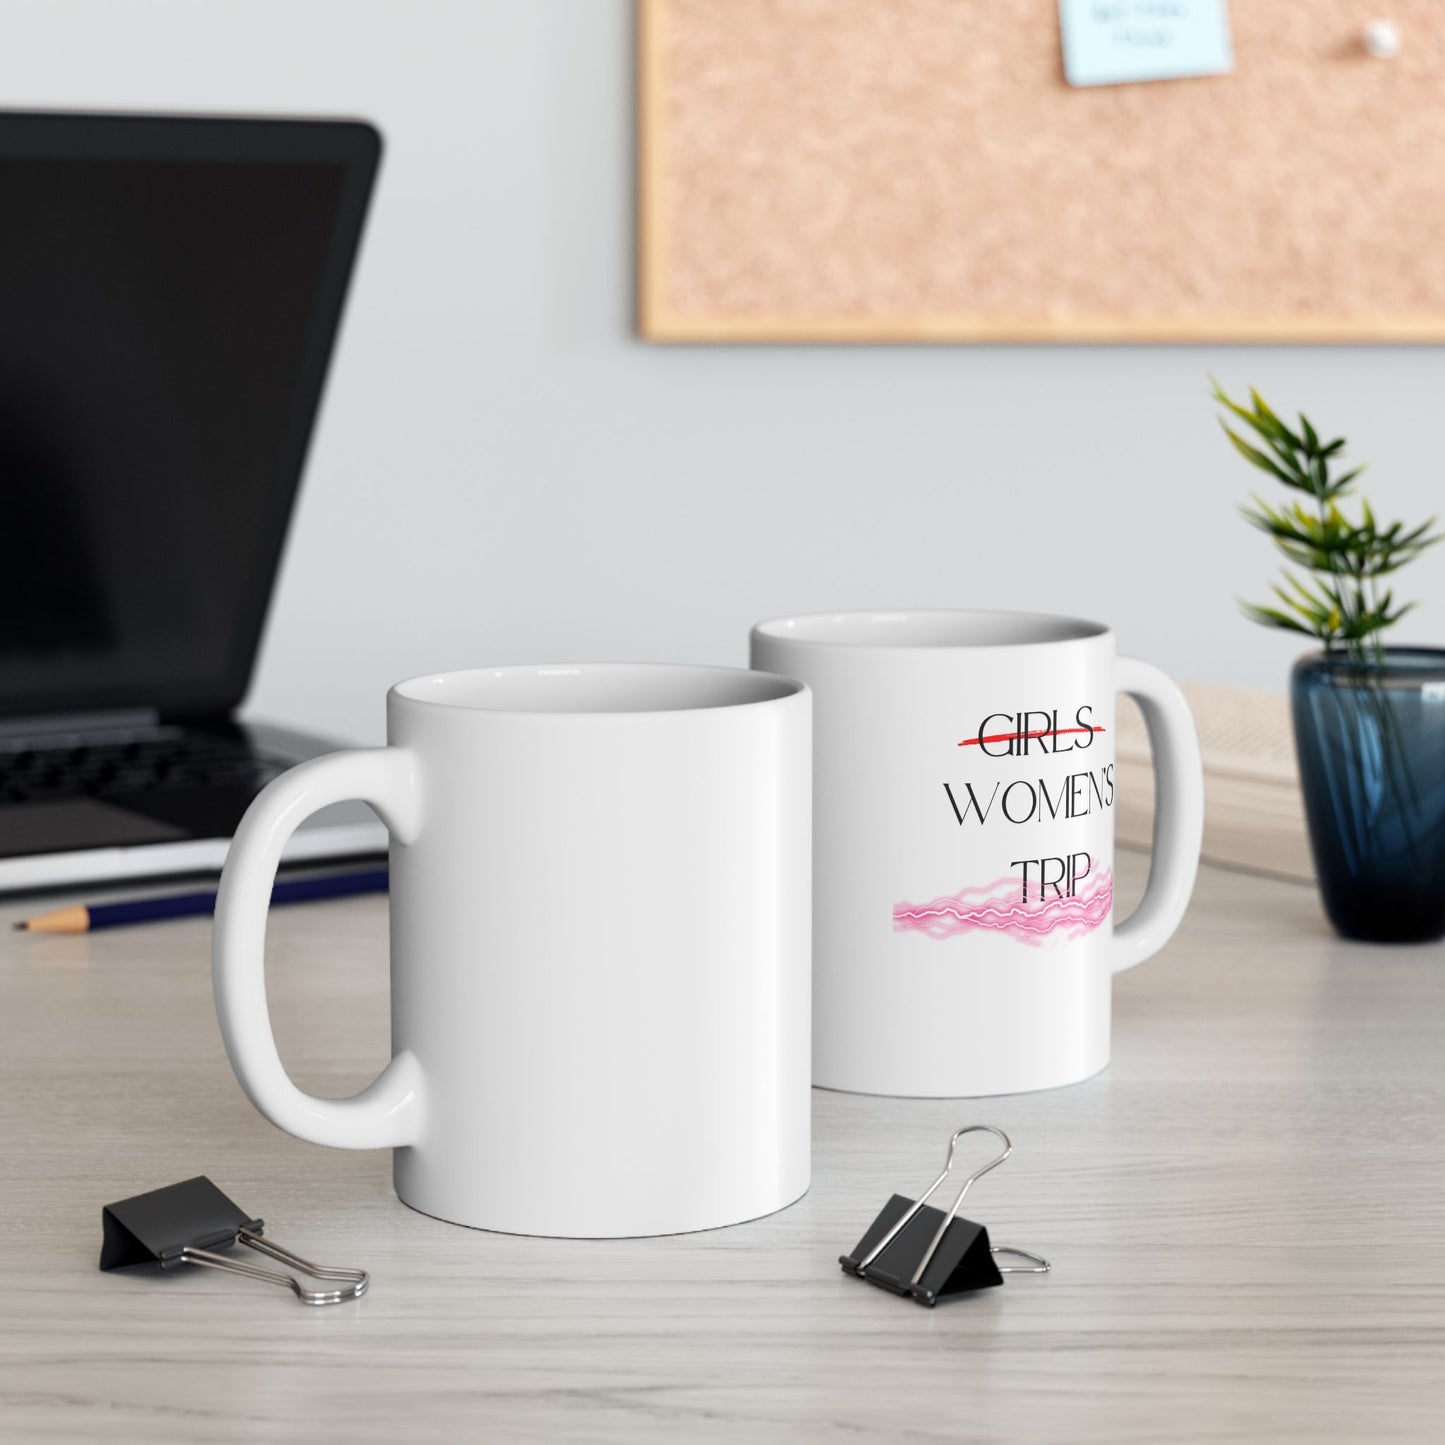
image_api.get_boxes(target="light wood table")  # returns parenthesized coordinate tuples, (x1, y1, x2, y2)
(2, 854, 1442, 1443)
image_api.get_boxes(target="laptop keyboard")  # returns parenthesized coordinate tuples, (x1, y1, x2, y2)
(0, 728, 289, 806)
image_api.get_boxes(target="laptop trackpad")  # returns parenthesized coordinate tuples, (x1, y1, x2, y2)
(0, 799, 188, 858)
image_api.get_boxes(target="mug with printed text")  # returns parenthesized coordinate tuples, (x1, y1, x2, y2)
(751, 610, 1203, 1097)
(212, 663, 812, 1237)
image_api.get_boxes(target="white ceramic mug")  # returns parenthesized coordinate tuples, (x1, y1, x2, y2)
(212, 663, 812, 1237)
(750, 611, 1203, 1098)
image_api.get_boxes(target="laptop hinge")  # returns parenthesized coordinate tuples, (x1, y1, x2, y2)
(0, 708, 162, 742)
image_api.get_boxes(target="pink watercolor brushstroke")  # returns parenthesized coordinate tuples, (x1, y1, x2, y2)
(894, 868, 1114, 945)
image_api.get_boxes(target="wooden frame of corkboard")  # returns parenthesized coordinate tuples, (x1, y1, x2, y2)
(637, 0, 1445, 343)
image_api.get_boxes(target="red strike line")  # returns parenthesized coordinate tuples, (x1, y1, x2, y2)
(957, 725, 1107, 748)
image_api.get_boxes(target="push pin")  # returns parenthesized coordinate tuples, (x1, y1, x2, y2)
(100, 1176, 368, 1305)
(840, 1125, 1049, 1307)
(1362, 20, 1401, 59)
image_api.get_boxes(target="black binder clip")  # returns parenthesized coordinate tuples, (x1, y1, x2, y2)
(100, 1176, 368, 1306)
(840, 1125, 1050, 1307)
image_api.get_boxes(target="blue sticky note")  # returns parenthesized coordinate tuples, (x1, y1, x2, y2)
(1059, 0, 1233, 87)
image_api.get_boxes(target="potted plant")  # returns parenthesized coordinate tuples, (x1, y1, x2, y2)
(1216, 382, 1445, 943)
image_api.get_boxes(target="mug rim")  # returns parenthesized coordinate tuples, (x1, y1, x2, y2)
(751, 608, 1113, 651)
(390, 661, 806, 717)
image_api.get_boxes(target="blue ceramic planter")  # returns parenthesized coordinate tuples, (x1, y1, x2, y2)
(1291, 649, 1445, 943)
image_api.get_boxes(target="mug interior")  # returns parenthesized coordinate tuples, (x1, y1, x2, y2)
(753, 609, 1109, 649)
(393, 662, 801, 715)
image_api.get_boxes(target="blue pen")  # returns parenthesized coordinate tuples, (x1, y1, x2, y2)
(15, 867, 389, 933)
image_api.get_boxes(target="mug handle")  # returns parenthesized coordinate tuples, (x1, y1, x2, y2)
(212, 747, 427, 1148)
(1111, 658, 1205, 974)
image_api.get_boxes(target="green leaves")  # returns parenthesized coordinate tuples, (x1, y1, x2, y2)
(1216, 380, 1441, 663)
(1223, 428, 1295, 485)
(1210, 378, 1356, 500)
(1238, 570, 1416, 650)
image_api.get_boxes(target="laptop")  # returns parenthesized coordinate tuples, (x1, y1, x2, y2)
(0, 112, 388, 892)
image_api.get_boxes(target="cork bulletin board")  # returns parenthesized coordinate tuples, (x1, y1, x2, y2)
(637, 0, 1445, 342)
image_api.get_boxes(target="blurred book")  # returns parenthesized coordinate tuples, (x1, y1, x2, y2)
(1116, 683, 1313, 882)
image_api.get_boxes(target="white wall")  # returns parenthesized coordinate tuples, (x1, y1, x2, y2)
(8, 0, 1444, 743)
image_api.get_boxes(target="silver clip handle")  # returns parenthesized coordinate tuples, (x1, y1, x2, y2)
(179, 1228, 368, 1305)
(992, 1245, 1050, 1274)
(908, 1124, 1013, 1286)
(853, 1124, 1012, 1278)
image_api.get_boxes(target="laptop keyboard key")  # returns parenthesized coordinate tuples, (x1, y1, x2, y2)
(0, 731, 287, 805)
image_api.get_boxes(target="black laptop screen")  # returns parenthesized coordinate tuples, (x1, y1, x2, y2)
(0, 117, 378, 719)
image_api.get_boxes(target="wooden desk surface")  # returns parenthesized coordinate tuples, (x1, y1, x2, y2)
(2, 854, 1442, 1443)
